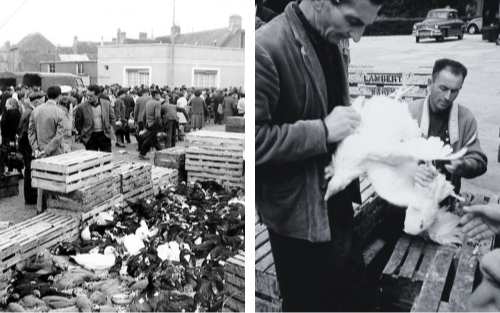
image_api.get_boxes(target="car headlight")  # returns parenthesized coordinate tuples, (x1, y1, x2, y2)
(413, 25, 417, 30)
(434, 25, 439, 29)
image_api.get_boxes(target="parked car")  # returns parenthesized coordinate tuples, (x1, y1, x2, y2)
(467, 17, 482, 34)
(412, 8, 467, 43)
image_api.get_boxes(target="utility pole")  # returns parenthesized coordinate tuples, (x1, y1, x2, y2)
(170, 0, 175, 87)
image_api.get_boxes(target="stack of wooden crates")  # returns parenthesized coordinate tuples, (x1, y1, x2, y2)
(185, 131, 245, 190)
(154, 146, 187, 185)
(0, 172, 19, 199)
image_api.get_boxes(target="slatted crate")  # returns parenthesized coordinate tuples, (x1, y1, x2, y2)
(380, 193, 496, 312)
(152, 166, 179, 196)
(112, 161, 152, 194)
(255, 177, 390, 312)
(223, 251, 245, 312)
(185, 131, 245, 189)
(349, 67, 431, 102)
(225, 116, 245, 133)
(154, 147, 185, 169)
(31, 151, 113, 193)
(0, 172, 19, 198)
(47, 194, 123, 227)
(45, 175, 121, 212)
(0, 213, 79, 274)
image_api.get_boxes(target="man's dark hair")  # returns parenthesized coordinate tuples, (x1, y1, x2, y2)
(194, 89, 202, 97)
(88, 84, 101, 95)
(14, 86, 21, 92)
(47, 86, 61, 100)
(432, 58, 468, 82)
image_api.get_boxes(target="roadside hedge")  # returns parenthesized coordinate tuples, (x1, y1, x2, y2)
(363, 18, 425, 36)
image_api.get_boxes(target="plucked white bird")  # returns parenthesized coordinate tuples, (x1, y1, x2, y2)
(325, 93, 469, 245)
(71, 246, 117, 270)
(120, 226, 150, 256)
(157, 241, 181, 262)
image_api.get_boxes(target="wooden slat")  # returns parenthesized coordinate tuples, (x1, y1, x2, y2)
(363, 238, 386, 265)
(400, 238, 426, 278)
(255, 229, 269, 249)
(255, 241, 271, 265)
(411, 248, 455, 312)
(414, 243, 439, 281)
(447, 242, 476, 312)
(383, 234, 412, 276)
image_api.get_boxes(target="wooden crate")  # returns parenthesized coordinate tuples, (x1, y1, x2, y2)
(349, 68, 431, 102)
(0, 172, 19, 198)
(112, 161, 152, 194)
(185, 131, 245, 189)
(46, 175, 121, 212)
(152, 166, 179, 196)
(223, 251, 245, 312)
(31, 151, 113, 193)
(225, 117, 245, 133)
(0, 213, 79, 274)
(380, 193, 497, 312)
(154, 147, 186, 169)
(48, 194, 123, 226)
(255, 177, 389, 312)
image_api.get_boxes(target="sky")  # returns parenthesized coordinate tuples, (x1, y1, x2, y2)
(0, 0, 246, 46)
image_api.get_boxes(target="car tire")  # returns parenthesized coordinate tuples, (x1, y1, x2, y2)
(416, 36, 420, 43)
(468, 24, 478, 34)
(458, 31, 464, 40)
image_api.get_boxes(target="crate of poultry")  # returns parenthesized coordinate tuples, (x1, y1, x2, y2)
(0, 172, 19, 199)
(225, 116, 245, 133)
(223, 251, 245, 312)
(152, 166, 179, 196)
(112, 161, 152, 194)
(185, 131, 245, 184)
(154, 146, 186, 169)
(31, 150, 113, 193)
(0, 212, 79, 275)
(255, 177, 390, 312)
(0, 180, 245, 313)
(47, 194, 124, 226)
(379, 193, 497, 312)
(45, 174, 121, 213)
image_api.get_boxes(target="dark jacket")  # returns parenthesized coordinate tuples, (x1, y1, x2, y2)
(74, 99, 116, 144)
(17, 105, 33, 154)
(255, 3, 359, 242)
(408, 97, 487, 193)
(114, 98, 127, 123)
(161, 102, 189, 123)
(134, 95, 152, 124)
(123, 94, 135, 119)
(1, 108, 21, 141)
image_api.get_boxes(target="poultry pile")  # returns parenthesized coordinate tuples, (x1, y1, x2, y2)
(0, 181, 245, 312)
(325, 93, 472, 246)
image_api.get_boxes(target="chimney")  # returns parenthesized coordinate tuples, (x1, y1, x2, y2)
(101, 36, 104, 46)
(240, 31, 245, 49)
(120, 32, 127, 44)
(139, 32, 147, 40)
(117, 28, 121, 44)
(228, 15, 242, 32)
(171, 25, 181, 39)
(5, 41, 10, 51)
(73, 36, 78, 54)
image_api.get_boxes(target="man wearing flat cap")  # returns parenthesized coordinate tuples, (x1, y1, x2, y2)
(17, 92, 45, 204)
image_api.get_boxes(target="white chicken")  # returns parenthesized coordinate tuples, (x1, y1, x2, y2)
(325, 93, 468, 245)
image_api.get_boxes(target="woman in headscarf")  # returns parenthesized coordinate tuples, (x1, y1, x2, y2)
(189, 89, 205, 131)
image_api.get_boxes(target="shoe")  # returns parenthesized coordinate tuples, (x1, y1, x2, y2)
(116, 142, 125, 148)
(138, 154, 150, 160)
(25, 201, 37, 205)
(126, 141, 131, 144)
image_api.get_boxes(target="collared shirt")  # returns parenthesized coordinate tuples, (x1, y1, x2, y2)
(92, 103, 103, 132)
(429, 103, 452, 179)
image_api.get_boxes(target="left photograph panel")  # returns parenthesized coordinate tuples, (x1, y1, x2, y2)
(0, 0, 246, 311)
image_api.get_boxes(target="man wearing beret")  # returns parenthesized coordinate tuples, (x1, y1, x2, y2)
(17, 92, 45, 204)
(75, 84, 116, 152)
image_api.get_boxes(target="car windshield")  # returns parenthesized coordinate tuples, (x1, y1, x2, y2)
(427, 11, 448, 19)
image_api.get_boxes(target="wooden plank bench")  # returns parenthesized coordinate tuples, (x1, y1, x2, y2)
(185, 131, 245, 189)
(31, 151, 113, 193)
(255, 176, 390, 312)
(0, 212, 79, 274)
(349, 67, 431, 102)
(380, 193, 497, 312)
(223, 251, 245, 312)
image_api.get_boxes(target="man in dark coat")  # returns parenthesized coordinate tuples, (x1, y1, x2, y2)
(161, 99, 189, 148)
(139, 90, 162, 160)
(133, 89, 152, 151)
(255, 0, 384, 311)
(122, 90, 135, 143)
(74, 84, 116, 152)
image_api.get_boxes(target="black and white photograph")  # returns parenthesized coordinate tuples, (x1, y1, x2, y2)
(0, 0, 246, 312)
(255, 0, 500, 312)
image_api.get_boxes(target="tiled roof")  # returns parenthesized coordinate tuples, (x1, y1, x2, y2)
(155, 28, 244, 48)
(59, 54, 89, 61)
(11, 32, 58, 71)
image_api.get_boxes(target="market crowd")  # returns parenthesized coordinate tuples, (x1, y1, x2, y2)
(0, 83, 245, 205)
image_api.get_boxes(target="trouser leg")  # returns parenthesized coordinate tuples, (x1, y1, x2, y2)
(124, 125, 131, 143)
(165, 121, 174, 148)
(140, 126, 158, 156)
(23, 152, 37, 204)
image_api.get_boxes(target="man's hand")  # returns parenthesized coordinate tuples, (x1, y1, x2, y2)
(444, 158, 466, 175)
(116, 121, 122, 127)
(324, 106, 361, 143)
(459, 203, 500, 241)
(414, 163, 437, 188)
(33, 149, 45, 159)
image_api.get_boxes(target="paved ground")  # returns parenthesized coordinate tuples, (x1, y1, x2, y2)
(349, 33, 500, 196)
(0, 121, 225, 223)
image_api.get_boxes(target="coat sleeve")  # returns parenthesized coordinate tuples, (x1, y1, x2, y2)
(460, 115, 487, 178)
(109, 103, 116, 131)
(255, 42, 328, 166)
(74, 105, 83, 134)
(28, 112, 39, 152)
